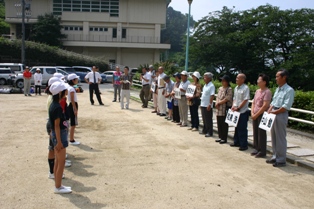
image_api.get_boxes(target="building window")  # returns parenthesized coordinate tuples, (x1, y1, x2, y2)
(64, 25, 83, 31)
(53, 0, 119, 17)
(122, 28, 126, 38)
(112, 28, 117, 38)
(89, 27, 109, 32)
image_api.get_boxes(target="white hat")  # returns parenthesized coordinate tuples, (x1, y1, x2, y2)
(68, 73, 79, 81)
(48, 77, 61, 86)
(181, 70, 188, 76)
(192, 71, 201, 79)
(64, 83, 70, 89)
(149, 65, 154, 68)
(53, 73, 64, 80)
(49, 81, 67, 96)
(36, 68, 41, 72)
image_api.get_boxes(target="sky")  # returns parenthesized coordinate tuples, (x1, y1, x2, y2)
(169, 0, 314, 21)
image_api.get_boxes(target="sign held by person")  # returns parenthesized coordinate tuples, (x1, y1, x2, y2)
(225, 109, 240, 127)
(151, 83, 156, 93)
(174, 88, 181, 99)
(259, 112, 276, 131)
(185, 85, 196, 97)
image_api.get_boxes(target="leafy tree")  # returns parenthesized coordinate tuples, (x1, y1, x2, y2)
(0, 0, 10, 35)
(30, 13, 66, 47)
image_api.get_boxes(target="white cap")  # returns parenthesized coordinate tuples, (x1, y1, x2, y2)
(68, 73, 79, 81)
(49, 81, 67, 96)
(181, 70, 188, 76)
(149, 65, 154, 68)
(53, 73, 65, 80)
(48, 77, 61, 86)
(192, 71, 201, 79)
(36, 68, 41, 72)
(64, 83, 70, 89)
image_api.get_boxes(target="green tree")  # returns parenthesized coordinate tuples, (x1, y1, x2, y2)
(0, 0, 10, 36)
(30, 13, 66, 47)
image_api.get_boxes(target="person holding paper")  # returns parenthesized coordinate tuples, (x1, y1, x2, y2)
(148, 65, 155, 101)
(163, 75, 174, 120)
(200, 72, 215, 137)
(139, 67, 151, 108)
(151, 71, 159, 114)
(178, 71, 191, 127)
(112, 66, 122, 102)
(187, 71, 202, 131)
(230, 73, 250, 151)
(157, 67, 167, 116)
(215, 75, 233, 144)
(120, 66, 133, 109)
(266, 70, 295, 167)
(251, 74, 272, 158)
(171, 72, 181, 123)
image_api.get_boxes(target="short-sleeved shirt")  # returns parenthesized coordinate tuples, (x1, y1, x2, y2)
(166, 80, 174, 94)
(271, 83, 295, 111)
(49, 101, 68, 131)
(142, 72, 151, 85)
(23, 71, 32, 78)
(67, 86, 77, 103)
(85, 71, 102, 83)
(158, 73, 166, 87)
(252, 88, 272, 114)
(120, 74, 133, 90)
(179, 80, 190, 96)
(113, 71, 122, 85)
(200, 81, 215, 107)
(216, 86, 233, 116)
(233, 84, 250, 113)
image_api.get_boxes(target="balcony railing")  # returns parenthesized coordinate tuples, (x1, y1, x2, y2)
(63, 34, 161, 44)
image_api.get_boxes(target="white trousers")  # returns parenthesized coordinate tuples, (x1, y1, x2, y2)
(158, 88, 167, 114)
(121, 89, 130, 109)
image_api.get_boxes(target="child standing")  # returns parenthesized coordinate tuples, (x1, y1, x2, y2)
(34, 68, 42, 95)
(120, 66, 133, 109)
(67, 74, 80, 145)
(49, 81, 72, 194)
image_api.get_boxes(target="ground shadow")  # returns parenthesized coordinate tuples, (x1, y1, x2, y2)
(66, 157, 97, 177)
(127, 109, 143, 112)
(75, 144, 102, 152)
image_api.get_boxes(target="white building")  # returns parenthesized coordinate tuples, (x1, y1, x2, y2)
(4, 0, 171, 68)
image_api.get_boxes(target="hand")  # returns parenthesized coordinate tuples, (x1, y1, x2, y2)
(180, 88, 184, 92)
(215, 103, 220, 109)
(89, 82, 93, 84)
(74, 109, 78, 116)
(162, 90, 165, 95)
(251, 114, 257, 120)
(55, 142, 64, 152)
(207, 105, 212, 111)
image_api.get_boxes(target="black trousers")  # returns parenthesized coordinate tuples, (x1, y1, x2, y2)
(173, 105, 180, 122)
(252, 114, 267, 155)
(189, 103, 200, 128)
(35, 85, 41, 95)
(217, 115, 229, 141)
(89, 83, 103, 104)
(201, 107, 213, 135)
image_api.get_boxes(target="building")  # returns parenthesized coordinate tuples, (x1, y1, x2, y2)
(4, 0, 171, 68)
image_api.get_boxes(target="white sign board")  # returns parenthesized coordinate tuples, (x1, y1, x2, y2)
(225, 109, 241, 127)
(151, 83, 156, 93)
(174, 88, 181, 99)
(185, 85, 196, 98)
(259, 112, 276, 132)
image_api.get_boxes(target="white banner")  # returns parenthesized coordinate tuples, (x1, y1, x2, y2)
(151, 83, 156, 93)
(185, 85, 196, 97)
(259, 112, 276, 132)
(174, 88, 181, 99)
(225, 109, 241, 127)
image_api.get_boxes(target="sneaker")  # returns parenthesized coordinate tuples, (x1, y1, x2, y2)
(65, 160, 71, 167)
(69, 140, 80, 145)
(49, 173, 65, 179)
(192, 128, 198, 131)
(61, 185, 71, 190)
(187, 127, 193, 130)
(66, 154, 68, 159)
(54, 186, 72, 194)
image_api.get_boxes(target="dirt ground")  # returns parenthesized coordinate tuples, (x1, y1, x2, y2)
(0, 89, 314, 209)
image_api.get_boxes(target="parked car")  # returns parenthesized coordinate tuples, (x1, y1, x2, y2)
(0, 63, 24, 72)
(0, 68, 16, 85)
(12, 66, 70, 88)
(72, 66, 107, 83)
(55, 66, 77, 74)
(102, 71, 115, 83)
(130, 68, 139, 75)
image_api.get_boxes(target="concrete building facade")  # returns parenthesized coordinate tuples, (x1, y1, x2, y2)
(5, 0, 171, 68)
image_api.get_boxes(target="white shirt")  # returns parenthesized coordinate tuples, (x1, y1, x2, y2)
(67, 86, 77, 103)
(179, 80, 190, 96)
(200, 81, 215, 107)
(34, 73, 42, 85)
(233, 84, 250, 113)
(85, 71, 102, 83)
(158, 73, 166, 87)
(142, 72, 151, 85)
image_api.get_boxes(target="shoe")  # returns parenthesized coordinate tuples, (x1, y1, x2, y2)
(165, 117, 169, 120)
(112, 100, 116, 102)
(126, 107, 129, 109)
(49, 173, 65, 179)
(255, 152, 266, 158)
(251, 150, 258, 156)
(54, 187, 72, 194)
(160, 114, 166, 116)
(219, 140, 227, 144)
(151, 111, 157, 113)
(91, 103, 94, 105)
(121, 107, 124, 109)
(66, 154, 68, 159)
(28, 94, 32, 96)
(177, 123, 182, 126)
(65, 160, 71, 167)
(167, 118, 172, 121)
(157, 113, 161, 115)
(142, 106, 147, 108)
(24, 94, 27, 96)
(187, 127, 193, 130)
(192, 128, 198, 131)
(69, 140, 80, 145)
(99, 103, 104, 106)
(215, 139, 221, 143)
(61, 185, 71, 190)
(273, 162, 286, 167)
(205, 134, 212, 137)
(266, 158, 276, 164)
(239, 147, 248, 151)
(199, 132, 205, 135)
(230, 143, 240, 147)
(180, 124, 187, 127)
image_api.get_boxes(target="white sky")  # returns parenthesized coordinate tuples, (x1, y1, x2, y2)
(169, 0, 314, 21)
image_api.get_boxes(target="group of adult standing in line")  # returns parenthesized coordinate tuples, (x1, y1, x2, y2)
(138, 67, 295, 168)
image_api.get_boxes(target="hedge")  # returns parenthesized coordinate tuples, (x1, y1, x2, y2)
(0, 38, 109, 71)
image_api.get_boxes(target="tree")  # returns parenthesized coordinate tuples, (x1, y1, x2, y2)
(30, 13, 66, 47)
(0, 0, 10, 36)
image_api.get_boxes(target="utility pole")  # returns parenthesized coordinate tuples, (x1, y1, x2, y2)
(184, 0, 193, 71)
(21, 0, 25, 65)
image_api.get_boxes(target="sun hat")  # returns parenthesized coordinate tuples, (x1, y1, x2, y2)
(192, 71, 201, 79)
(181, 71, 188, 76)
(49, 81, 67, 96)
(68, 73, 79, 81)
(48, 77, 61, 86)
(53, 73, 65, 80)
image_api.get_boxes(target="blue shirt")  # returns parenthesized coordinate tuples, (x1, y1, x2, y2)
(271, 83, 295, 110)
(233, 84, 250, 113)
(200, 81, 215, 107)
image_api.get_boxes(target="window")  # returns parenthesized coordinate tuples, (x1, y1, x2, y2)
(112, 28, 117, 38)
(89, 27, 108, 32)
(46, 68, 57, 74)
(53, 0, 119, 16)
(122, 28, 126, 38)
(64, 25, 83, 31)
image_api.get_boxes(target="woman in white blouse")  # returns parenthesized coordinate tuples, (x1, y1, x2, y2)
(34, 68, 42, 95)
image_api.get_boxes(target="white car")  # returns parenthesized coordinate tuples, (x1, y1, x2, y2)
(102, 71, 115, 83)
